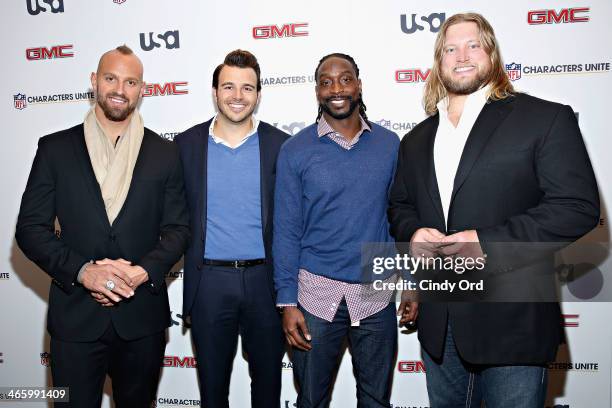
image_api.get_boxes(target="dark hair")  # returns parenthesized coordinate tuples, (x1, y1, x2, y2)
(212, 49, 261, 91)
(314, 53, 368, 123)
(115, 44, 133, 55)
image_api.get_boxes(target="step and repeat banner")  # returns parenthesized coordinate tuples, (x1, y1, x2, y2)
(1, 1, 611, 407)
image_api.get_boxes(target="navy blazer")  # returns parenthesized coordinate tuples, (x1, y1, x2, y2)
(175, 119, 289, 315)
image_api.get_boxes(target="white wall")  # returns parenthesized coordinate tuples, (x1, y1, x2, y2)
(1, 1, 611, 407)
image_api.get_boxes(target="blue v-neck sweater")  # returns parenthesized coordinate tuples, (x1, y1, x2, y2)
(273, 123, 400, 304)
(204, 133, 265, 260)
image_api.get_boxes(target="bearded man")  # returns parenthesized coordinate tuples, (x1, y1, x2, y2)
(274, 53, 416, 408)
(16, 45, 189, 407)
(388, 13, 599, 407)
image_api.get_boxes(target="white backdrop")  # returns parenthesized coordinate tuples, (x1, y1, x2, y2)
(1, 1, 611, 407)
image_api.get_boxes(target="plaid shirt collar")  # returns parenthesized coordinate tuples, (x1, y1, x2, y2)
(316, 115, 371, 140)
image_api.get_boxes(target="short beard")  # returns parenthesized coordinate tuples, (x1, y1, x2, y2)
(441, 68, 490, 95)
(97, 92, 136, 122)
(320, 96, 360, 120)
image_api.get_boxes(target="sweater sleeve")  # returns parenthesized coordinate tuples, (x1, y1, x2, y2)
(273, 145, 303, 304)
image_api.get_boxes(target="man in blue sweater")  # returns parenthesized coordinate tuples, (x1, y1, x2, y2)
(274, 53, 418, 407)
(175, 50, 288, 408)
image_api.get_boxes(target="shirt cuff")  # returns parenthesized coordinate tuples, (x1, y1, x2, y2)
(76, 260, 93, 284)
(275, 287, 298, 305)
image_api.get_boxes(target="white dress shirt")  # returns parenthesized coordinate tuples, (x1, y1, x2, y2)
(208, 114, 259, 148)
(434, 86, 489, 227)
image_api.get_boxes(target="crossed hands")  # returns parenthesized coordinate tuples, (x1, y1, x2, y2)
(410, 228, 484, 261)
(397, 228, 484, 326)
(80, 258, 149, 307)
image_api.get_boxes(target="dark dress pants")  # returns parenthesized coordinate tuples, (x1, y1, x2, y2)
(51, 322, 166, 407)
(190, 264, 285, 408)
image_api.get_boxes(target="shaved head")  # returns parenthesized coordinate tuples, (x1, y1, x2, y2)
(96, 46, 143, 80)
(91, 45, 145, 123)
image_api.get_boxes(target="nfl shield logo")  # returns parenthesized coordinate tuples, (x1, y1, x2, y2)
(505, 62, 522, 81)
(14, 93, 27, 110)
(375, 119, 391, 129)
(113, 0, 126, 3)
(40, 352, 50, 367)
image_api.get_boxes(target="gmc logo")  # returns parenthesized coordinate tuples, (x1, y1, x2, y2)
(562, 314, 579, 327)
(398, 360, 426, 373)
(253, 23, 308, 39)
(162, 355, 197, 368)
(26, 45, 73, 60)
(527, 8, 589, 25)
(395, 69, 430, 83)
(143, 82, 188, 97)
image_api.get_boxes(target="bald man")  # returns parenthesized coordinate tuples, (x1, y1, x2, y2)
(16, 45, 189, 407)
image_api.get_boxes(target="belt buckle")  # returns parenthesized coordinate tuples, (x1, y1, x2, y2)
(234, 260, 240, 268)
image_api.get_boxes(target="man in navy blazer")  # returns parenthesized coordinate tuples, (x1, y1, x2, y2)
(174, 50, 288, 408)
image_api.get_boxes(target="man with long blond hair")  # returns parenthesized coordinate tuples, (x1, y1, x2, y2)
(389, 13, 599, 407)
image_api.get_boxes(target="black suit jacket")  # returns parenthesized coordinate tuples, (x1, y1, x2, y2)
(16, 124, 190, 341)
(174, 119, 289, 316)
(389, 93, 599, 364)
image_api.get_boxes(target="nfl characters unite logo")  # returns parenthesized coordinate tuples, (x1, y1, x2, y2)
(14, 94, 27, 110)
(505, 62, 522, 81)
(40, 352, 51, 367)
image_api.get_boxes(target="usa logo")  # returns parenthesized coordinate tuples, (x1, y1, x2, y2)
(505, 62, 522, 81)
(14, 93, 27, 110)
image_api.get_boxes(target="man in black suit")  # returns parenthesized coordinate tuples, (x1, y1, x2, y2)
(174, 50, 288, 408)
(15, 45, 189, 407)
(389, 13, 599, 407)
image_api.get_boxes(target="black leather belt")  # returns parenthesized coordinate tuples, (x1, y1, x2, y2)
(203, 258, 266, 268)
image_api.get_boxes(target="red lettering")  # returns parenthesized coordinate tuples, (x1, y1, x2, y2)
(547, 9, 570, 24)
(26, 45, 73, 60)
(271, 25, 291, 38)
(26, 48, 42, 60)
(143, 82, 189, 97)
(398, 360, 426, 373)
(252, 26, 270, 39)
(162, 356, 197, 368)
(253, 23, 309, 39)
(528, 8, 589, 24)
(291, 23, 309, 37)
(395, 69, 430, 83)
(570, 7, 590, 22)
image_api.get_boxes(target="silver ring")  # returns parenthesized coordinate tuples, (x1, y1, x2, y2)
(105, 280, 116, 291)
